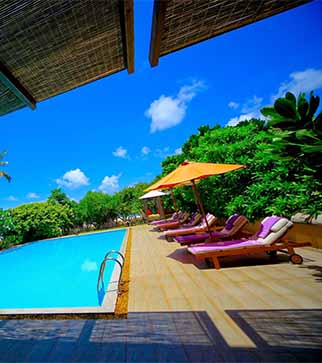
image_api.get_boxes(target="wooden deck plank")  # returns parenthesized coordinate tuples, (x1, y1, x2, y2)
(129, 225, 322, 349)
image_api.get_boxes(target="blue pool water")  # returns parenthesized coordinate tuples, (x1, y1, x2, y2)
(0, 229, 126, 309)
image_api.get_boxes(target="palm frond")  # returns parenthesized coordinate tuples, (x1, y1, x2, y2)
(0, 171, 11, 182)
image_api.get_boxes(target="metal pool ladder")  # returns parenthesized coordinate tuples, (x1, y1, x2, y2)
(97, 250, 125, 295)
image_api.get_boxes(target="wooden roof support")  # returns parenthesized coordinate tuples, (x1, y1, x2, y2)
(149, 0, 168, 67)
(0, 63, 36, 110)
(120, 0, 134, 74)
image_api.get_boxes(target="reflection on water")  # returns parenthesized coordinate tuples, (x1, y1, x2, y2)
(97, 285, 105, 306)
(81, 259, 98, 272)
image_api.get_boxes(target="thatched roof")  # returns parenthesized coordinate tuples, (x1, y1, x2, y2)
(0, 0, 134, 116)
(149, 0, 311, 66)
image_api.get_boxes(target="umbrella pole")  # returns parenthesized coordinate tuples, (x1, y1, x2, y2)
(171, 189, 179, 214)
(191, 180, 211, 233)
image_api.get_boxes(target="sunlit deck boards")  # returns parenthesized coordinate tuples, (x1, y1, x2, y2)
(129, 225, 322, 348)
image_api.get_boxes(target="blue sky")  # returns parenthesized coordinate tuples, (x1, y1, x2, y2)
(1, 1, 322, 209)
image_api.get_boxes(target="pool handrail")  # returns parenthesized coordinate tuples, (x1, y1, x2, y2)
(97, 250, 125, 296)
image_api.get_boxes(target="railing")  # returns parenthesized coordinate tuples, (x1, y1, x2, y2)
(97, 250, 125, 298)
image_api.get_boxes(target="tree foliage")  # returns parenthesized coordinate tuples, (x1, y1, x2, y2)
(79, 191, 118, 227)
(159, 110, 322, 221)
(261, 91, 322, 172)
(0, 181, 150, 248)
(48, 188, 71, 205)
(114, 183, 149, 221)
(0, 202, 74, 248)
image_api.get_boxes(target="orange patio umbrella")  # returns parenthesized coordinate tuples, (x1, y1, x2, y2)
(146, 161, 245, 230)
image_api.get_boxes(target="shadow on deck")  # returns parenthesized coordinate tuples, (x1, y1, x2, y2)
(0, 309, 321, 362)
(299, 265, 322, 283)
(166, 247, 301, 270)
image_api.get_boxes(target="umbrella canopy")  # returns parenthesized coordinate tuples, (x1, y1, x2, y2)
(146, 161, 245, 231)
(139, 190, 168, 200)
(146, 161, 245, 191)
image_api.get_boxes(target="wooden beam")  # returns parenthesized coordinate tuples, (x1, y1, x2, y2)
(119, 0, 134, 74)
(0, 63, 36, 110)
(149, 0, 167, 67)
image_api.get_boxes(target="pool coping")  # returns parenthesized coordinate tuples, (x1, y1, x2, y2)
(0, 228, 130, 320)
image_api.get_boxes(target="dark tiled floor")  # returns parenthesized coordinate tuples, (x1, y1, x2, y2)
(0, 310, 321, 362)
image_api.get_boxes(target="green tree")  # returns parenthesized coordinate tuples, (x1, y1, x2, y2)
(261, 91, 322, 172)
(0, 209, 16, 248)
(48, 188, 70, 205)
(114, 182, 149, 221)
(0, 150, 11, 182)
(157, 116, 322, 221)
(48, 188, 84, 227)
(79, 191, 118, 227)
(1, 202, 75, 246)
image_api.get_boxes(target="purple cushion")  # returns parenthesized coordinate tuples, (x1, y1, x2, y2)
(175, 233, 209, 244)
(225, 214, 239, 231)
(188, 212, 197, 224)
(175, 231, 229, 245)
(188, 239, 260, 254)
(257, 216, 281, 239)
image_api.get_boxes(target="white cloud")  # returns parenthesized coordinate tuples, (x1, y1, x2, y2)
(228, 101, 239, 109)
(26, 192, 39, 199)
(99, 174, 121, 194)
(273, 68, 322, 100)
(226, 95, 264, 127)
(226, 112, 261, 127)
(141, 146, 151, 155)
(6, 195, 18, 201)
(56, 168, 89, 189)
(112, 146, 128, 158)
(145, 80, 205, 133)
(174, 148, 182, 155)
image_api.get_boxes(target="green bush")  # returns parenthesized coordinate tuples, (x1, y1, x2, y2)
(1, 202, 74, 246)
(158, 112, 322, 221)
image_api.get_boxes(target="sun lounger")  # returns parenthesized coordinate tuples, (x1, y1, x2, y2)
(157, 212, 201, 230)
(187, 216, 311, 269)
(174, 214, 248, 245)
(164, 213, 218, 239)
(154, 212, 189, 230)
(150, 211, 180, 225)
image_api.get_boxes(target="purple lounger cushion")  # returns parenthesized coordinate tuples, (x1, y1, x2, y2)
(225, 213, 239, 231)
(188, 239, 260, 254)
(257, 216, 281, 238)
(175, 231, 229, 245)
(151, 213, 178, 225)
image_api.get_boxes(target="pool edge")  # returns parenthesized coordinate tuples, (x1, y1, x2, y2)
(114, 227, 132, 318)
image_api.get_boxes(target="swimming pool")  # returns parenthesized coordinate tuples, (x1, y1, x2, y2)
(0, 229, 127, 314)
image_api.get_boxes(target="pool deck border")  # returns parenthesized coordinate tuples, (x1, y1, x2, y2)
(0, 228, 131, 320)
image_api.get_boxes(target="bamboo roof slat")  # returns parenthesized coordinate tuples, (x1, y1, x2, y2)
(0, 0, 134, 116)
(149, 0, 312, 67)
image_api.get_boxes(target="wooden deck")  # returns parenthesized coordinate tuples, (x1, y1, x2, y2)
(0, 224, 322, 362)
